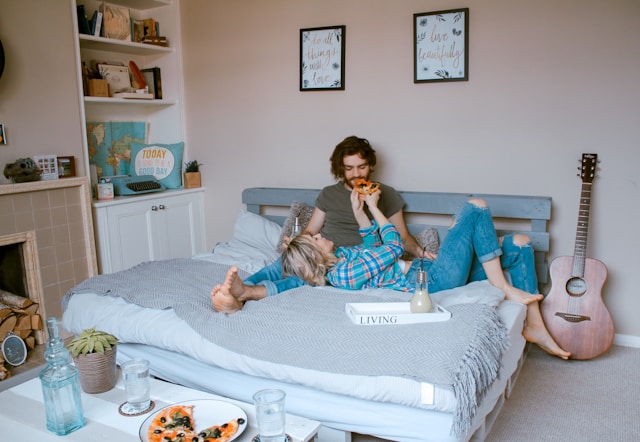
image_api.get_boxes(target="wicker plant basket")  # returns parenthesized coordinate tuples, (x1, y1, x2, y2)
(73, 346, 118, 394)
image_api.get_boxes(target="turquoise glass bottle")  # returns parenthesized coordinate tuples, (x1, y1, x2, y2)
(39, 317, 85, 435)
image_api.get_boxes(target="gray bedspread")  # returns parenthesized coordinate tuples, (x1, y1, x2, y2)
(64, 258, 509, 436)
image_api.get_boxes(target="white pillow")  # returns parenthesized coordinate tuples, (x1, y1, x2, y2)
(200, 210, 282, 274)
(231, 209, 282, 253)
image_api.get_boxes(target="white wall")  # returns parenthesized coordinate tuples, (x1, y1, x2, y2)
(180, 0, 640, 340)
(1, 0, 638, 342)
(0, 0, 85, 178)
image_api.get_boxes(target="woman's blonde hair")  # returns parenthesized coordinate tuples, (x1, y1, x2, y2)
(281, 234, 338, 286)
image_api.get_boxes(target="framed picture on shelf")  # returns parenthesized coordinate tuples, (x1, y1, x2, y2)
(414, 8, 469, 83)
(300, 25, 345, 91)
(57, 156, 76, 178)
(97, 64, 131, 95)
(32, 155, 59, 181)
(141, 67, 162, 99)
(101, 3, 131, 40)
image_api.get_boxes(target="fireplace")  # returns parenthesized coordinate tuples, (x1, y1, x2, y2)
(0, 230, 45, 344)
(0, 178, 98, 326)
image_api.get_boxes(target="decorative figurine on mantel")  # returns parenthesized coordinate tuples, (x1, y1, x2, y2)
(3, 157, 41, 183)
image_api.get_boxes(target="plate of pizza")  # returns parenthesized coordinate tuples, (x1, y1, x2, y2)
(140, 399, 248, 442)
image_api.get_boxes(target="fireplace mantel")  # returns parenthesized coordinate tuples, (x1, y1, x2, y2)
(0, 178, 97, 320)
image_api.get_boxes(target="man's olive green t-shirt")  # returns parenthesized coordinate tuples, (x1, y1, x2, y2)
(315, 182, 406, 247)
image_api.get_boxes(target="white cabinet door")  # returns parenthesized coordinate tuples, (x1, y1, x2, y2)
(104, 198, 156, 272)
(151, 191, 206, 261)
(93, 189, 206, 274)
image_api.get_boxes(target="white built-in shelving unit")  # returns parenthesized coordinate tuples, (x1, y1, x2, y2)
(70, 0, 186, 176)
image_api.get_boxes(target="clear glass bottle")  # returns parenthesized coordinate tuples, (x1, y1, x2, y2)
(39, 317, 85, 436)
(410, 270, 433, 313)
(290, 216, 301, 239)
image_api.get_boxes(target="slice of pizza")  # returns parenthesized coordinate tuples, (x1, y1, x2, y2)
(197, 417, 245, 442)
(354, 178, 380, 195)
(148, 405, 196, 442)
(148, 427, 199, 442)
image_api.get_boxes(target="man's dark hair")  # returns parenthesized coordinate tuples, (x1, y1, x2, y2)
(329, 136, 377, 180)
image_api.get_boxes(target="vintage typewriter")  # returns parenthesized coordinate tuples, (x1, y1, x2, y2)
(106, 175, 166, 196)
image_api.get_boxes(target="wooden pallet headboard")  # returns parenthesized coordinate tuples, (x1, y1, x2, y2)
(242, 187, 551, 289)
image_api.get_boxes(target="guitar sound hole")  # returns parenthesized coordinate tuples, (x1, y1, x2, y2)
(566, 277, 587, 296)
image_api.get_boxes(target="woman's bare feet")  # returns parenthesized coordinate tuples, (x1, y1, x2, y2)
(211, 283, 244, 314)
(524, 322, 572, 360)
(502, 285, 544, 305)
(522, 303, 572, 360)
(211, 266, 268, 314)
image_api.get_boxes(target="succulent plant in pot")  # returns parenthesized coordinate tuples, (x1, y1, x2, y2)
(183, 160, 202, 188)
(67, 327, 118, 394)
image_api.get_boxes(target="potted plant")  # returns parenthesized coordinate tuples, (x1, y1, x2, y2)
(183, 160, 202, 188)
(67, 327, 118, 394)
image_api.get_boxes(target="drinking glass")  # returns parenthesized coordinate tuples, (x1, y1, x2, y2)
(253, 389, 286, 442)
(121, 358, 151, 414)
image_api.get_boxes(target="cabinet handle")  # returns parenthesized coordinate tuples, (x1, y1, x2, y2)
(152, 205, 158, 211)
(159, 204, 165, 210)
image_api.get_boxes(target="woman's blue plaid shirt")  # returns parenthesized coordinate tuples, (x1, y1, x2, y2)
(326, 221, 412, 292)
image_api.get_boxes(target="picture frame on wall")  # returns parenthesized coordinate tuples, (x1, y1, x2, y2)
(414, 8, 469, 83)
(300, 25, 346, 91)
(57, 156, 76, 178)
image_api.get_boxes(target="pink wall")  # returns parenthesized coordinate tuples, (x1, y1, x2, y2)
(181, 0, 640, 340)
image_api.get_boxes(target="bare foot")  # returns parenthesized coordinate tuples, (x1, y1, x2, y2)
(211, 283, 244, 314)
(523, 323, 571, 360)
(226, 266, 247, 298)
(211, 266, 268, 313)
(503, 285, 544, 305)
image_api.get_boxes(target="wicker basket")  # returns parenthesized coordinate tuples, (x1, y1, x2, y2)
(73, 346, 118, 394)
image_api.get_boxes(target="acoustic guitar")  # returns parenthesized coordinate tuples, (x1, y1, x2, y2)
(541, 153, 614, 360)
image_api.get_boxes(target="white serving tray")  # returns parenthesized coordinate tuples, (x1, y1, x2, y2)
(345, 302, 451, 325)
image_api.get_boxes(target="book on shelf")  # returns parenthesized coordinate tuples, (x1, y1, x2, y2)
(91, 10, 103, 37)
(142, 18, 157, 38)
(141, 67, 162, 99)
(142, 35, 168, 47)
(77, 5, 91, 35)
(132, 19, 145, 43)
(113, 91, 153, 100)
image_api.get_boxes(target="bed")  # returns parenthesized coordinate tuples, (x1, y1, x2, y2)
(61, 187, 552, 442)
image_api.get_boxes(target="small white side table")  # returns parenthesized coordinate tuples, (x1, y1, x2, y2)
(0, 374, 320, 441)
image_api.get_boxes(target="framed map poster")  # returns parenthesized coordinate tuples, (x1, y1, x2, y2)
(300, 25, 345, 91)
(414, 8, 469, 83)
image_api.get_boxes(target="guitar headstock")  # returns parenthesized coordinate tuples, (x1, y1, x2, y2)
(579, 153, 598, 183)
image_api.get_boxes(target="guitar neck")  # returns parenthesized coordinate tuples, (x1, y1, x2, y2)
(572, 153, 598, 278)
(573, 182, 591, 277)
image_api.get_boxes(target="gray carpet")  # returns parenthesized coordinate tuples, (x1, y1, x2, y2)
(487, 344, 640, 441)
(353, 344, 640, 442)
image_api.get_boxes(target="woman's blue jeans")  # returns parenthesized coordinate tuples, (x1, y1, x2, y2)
(244, 257, 306, 296)
(406, 201, 539, 294)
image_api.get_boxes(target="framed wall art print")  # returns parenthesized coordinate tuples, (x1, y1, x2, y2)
(300, 25, 345, 91)
(414, 8, 469, 83)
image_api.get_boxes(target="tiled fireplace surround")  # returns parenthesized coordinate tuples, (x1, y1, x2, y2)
(0, 178, 97, 323)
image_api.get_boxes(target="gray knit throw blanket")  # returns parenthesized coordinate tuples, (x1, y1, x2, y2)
(64, 258, 509, 436)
